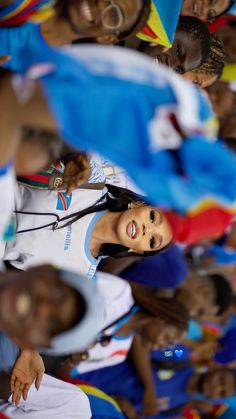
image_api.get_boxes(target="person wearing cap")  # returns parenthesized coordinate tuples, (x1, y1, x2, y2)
(0, 0, 151, 72)
(55, 271, 189, 377)
(0, 264, 103, 405)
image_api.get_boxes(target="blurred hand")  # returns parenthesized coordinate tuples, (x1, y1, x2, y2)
(62, 152, 91, 195)
(11, 350, 45, 406)
(0, 55, 11, 65)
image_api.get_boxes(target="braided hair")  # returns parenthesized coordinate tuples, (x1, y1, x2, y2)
(192, 35, 225, 80)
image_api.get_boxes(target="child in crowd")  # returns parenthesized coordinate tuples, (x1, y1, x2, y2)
(183, 35, 225, 88)
(138, 16, 211, 74)
(0, 0, 151, 73)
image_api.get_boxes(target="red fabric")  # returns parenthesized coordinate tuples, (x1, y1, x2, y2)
(208, 15, 236, 32)
(164, 208, 234, 245)
(140, 25, 157, 39)
(0, 0, 44, 27)
(0, 413, 10, 418)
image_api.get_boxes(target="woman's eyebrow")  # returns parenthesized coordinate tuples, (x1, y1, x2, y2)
(155, 209, 163, 224)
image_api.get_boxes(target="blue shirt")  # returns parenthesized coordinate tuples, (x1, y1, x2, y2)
(78, 360, 194, 418)
(0, 331, 19, 372)
(0, 22, 49, 72)
(121, 245, 188, 289)
(214, 327, 236, 364)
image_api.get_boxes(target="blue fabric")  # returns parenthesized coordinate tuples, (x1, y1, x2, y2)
(208, 244, 236, 265)
(0, 331, 19, 372)
(223, 314, 236, 334)
(151, 343, 190, 363)
(151, 0, 182, 44)
(120, 245, 187, 288)
(187, 320, 203, 341)
(78, 360, 194, 418)
(0, 22, 49, 72)
(0, 162, 12, 176)
(10, 44, 236, 212)
(214, 327, 236, 364)
(85, 392, 125, 419)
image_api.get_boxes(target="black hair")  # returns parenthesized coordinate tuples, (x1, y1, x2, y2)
(132, 293, 190, 332)
(16, 184, 172, 258)
(193, 35, 225, 80)
(208, 273, 233, 315)
(223, 137, 236, 153)
(177, 16, 211, 65)
(118, 0, 151, 41)
(21, 126, 64, 163)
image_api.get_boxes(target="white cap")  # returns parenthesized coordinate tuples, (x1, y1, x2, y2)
(40, 271, 104, 355)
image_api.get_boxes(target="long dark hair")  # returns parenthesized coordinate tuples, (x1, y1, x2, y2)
(16, 184, 171, 258)
(132, 289, 189, 334)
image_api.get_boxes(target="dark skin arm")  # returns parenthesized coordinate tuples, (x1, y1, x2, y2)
(130, 335, 158, 416)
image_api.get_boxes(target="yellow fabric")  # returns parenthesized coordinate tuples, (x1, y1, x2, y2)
(30, 1, 56, 22)
(221, 64, 236, 82)
(137, 2, 171, 47)
(78, 384, 121, 411)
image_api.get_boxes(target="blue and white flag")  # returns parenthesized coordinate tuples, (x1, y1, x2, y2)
(13, 44, 236, 213)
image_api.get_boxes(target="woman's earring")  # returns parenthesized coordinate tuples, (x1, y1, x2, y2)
(128, 249, 134, 253)
(128, 202, 134, 209)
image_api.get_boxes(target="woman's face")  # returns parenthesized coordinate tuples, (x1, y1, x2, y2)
(141, 28, 203, 74)
(0, 266, 79, 349)
(115, 205, 173, 253)
(140, 318, 186, 350)
(181, 0, 231, 21)
(57, 0, 143, 41)
(183, 71, 218, 88)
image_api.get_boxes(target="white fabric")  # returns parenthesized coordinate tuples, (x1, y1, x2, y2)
(0, 374, 91, 418)
(3, 182, 106, 279)
(91, 153, 144, 195)
(76, 272, 135, 373)
(0, 165, 16, 260)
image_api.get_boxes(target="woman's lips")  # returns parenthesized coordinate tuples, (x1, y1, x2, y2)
(126, 221, 138, 239)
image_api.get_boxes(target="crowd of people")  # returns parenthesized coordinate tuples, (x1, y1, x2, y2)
(1, 0, 236, 418)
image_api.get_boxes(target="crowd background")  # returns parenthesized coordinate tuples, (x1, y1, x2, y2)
(1, 0, 236, 418)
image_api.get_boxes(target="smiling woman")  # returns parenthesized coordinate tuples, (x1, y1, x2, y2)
(181, 0, 233, 21)
(3, 184, 173, 280)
